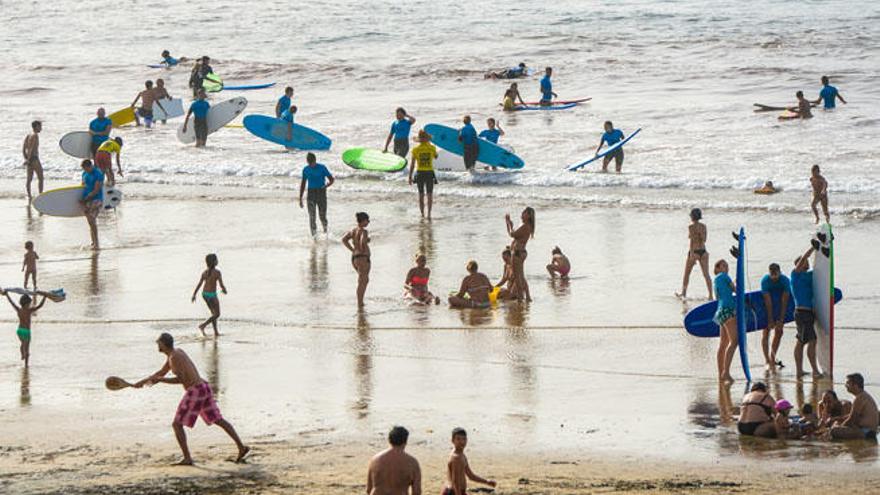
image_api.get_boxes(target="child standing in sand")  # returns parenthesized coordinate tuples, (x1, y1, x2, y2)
(2, 290, 46, 367)
(443, 428, 497, 495)
(22, 241, 39, 289)
(810, 165, 830, 224)
(404, 253, 440, 305)
(191, 254, 227, 337)
(546, 246, 570, 278)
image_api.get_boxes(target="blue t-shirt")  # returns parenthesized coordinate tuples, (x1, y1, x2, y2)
(277, 95, 291, 117)
(479, 128, 501, 144)
(190, 99, 210, 119)
(82, 168, 105, 201)
(819, 85, 838, 109)
(540, 75, 553, 100)
(760, 274, 792, 312)
(89, 117, 112, 145)
(302, 163, 332, 190)
(280, 109, 295, 123)
(714, 272, 735, 310)
(164, 56, 179, 67)
(790, 270, 814, 309)
(460, 123, 478, 145)
(602, 129, 625, 146)
(391, 118, 412, 140)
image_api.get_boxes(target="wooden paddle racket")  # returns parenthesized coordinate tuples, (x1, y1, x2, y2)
(105, 376, 134, 391)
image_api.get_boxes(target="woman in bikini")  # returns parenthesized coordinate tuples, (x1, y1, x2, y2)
(191, 253, 227, 337)
(404, 253, 439, 305)
(714, 259, 738, 383)
(342, 212, 371, 307)
(448, 261, 492, 309)
(502, 83, 526, 111)
(505, 207, 535, 302)
(737, 382, 777, 437)
(678, 208, 713, 299)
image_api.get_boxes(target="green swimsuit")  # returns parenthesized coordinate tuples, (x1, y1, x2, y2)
(16, 327, 31, 341)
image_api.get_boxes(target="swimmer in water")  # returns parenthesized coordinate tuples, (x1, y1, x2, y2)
(485, 62, 528, 80)
(404, 253, 440, 305)
(754, 180, 778, 194)
(448, 260, 492, 309)
(677, 208, 712, 299)
(546, 246, 571, 279)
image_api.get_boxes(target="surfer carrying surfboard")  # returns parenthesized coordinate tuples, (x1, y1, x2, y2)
(276, 87, 294, 119)
(596, 121, 626, 173)
(183, 89, 210, 148)
(152, 79, 172, 124)
(22, 120, 43, 200)
(80, 159, 104, 250)
(458, 116, 479, 171)
(791, 245, 822, 379)
(130, 80, 166, 129)
(384, 108, 416, 158)
(88, 108, 112, 158)
(713, 259, 738, 383)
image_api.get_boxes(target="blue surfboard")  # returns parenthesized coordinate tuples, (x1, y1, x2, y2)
(567, 128, 642, 171)
(243, 115, 331, 150)
(223, 82, 276, 91)
(684, 288, 843, 338)
(424, 124, 524, 169)
(735, 228, 751, 382)
(513, 103, 577, 111)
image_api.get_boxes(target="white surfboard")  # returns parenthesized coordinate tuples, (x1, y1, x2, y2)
(434, 144, 516, 171)
(813, 223, 834, 375)
(33, 185, 123, 217)
(152, 98, 185, 121)
(177, 97, 248, 144)
(4, 287, 66, 302)
(59, 131, 93, 159)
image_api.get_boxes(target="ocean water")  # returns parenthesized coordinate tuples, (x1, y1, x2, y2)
(1, 0, 879, 217)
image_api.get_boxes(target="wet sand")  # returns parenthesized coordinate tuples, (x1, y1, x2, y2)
(1, 179, 879, 492)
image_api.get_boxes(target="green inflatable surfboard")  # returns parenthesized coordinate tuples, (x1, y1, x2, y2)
(342, 147, 407, 172)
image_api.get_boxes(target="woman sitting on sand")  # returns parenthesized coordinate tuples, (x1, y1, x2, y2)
(404, 253, 440, 305)
(448, 261, 492, 309)
(818, 390, 852, 428)
(737, 382, 776, 437)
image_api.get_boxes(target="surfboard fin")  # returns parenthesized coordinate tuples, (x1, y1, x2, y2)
(821, 247, 831, 258)
(816, 232, 827, 243)
(811, 239, 821, 250)
(731, 231, 740, 241)
(729, 246, 740, 258)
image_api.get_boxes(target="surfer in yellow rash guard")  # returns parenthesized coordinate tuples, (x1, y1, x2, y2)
(502, 83, 525, 111)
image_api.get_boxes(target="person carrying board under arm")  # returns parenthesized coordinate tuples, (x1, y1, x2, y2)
(459, 115, 479, 171)
(88, 108, 112, 158)
(276, 86, 294, 118)
(183, 89, 210, 148)
(596, 121, 626, 173)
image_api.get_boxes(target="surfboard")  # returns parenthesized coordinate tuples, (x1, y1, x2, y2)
(754, 102, 815, 112)
(3, 287, 66, 302)
(567, 128, 642, 171)
(203, 73, 223, 93)
(342, 148, 406, 172)
(243, 115, 332, 150)
(778, 110, 801, 121)
(423, 124, 524, 169)
(33, 185, 123, 217)
(223, 82, 277, 91)
(109, 107, 136, 127)
(512, 103, 577, 111)
(684, 287, 843, 338)
(434, 143, 516, 171)
(147, 64, 166, 69)
(177, 97, 248, 144)
(152, 98, 185, 121)
(59, 131, 93, 159)
(813, 223, 834, 376)
(734, 228, 752, 382)
(522, 97, 591, 105)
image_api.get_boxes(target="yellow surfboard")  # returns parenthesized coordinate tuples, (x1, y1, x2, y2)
(109, 107, 136, 127)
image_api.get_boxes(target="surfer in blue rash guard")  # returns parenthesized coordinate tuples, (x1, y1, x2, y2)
(713, 259, 737, 383)
(280, 105, 298, 142)
(813, 75, 846, 110)
(791, 243, 822, 379)
(760, 263, 791, 371)
(276, 86, 294, 118)
(539, 67, 556, 106)
(384, 108, 416, 158)
(595, 121, 626, 173)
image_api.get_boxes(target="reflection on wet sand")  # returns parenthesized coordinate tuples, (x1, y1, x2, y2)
(416, 219, 436, 261)
(350, 310, 373, 419)
(19, 367, 30, 407)
(24, 203, 43, 240)
(456, 307, 494, 327)
(202, 339, 221, 399)
(307, 244, 329, 294)
(547, 277, 571, 298)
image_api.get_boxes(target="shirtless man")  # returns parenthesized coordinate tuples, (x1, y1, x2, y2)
(810, 164, 830, 224)
(367, 425, 421, 495)
(342, 212, 371, 307)
(22, 120, 43, 200)
(131, 80, 166, 128)
(793, 90, 813, 119)
(443, 428, 496, 495)
(152, 79, 172, 124)
(134, 332, 249, 465)
(448, 261, 492, 309)
(678, 208, 712, 299)
(831, 373, 879, 440)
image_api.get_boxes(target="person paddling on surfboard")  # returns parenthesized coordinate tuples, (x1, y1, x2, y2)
(183, 89, 210, 148)
(713, 259, 738, 383)
(159, 50, 187, 68)
(539, 67, 556, 106)
(760, 263, 791, 371)
(384, 108, 416, 158)
(276, 86, 294, 119)
(595, 121, 626, 173)
(791, 244, 822, 379)
(132, 332, 250, 465)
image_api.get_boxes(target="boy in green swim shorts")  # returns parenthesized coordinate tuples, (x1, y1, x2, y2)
(191, 254, 227, 337)
(2, 289, 47, 367)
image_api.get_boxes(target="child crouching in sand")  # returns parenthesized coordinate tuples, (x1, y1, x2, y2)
(546, 246, 570, 278)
